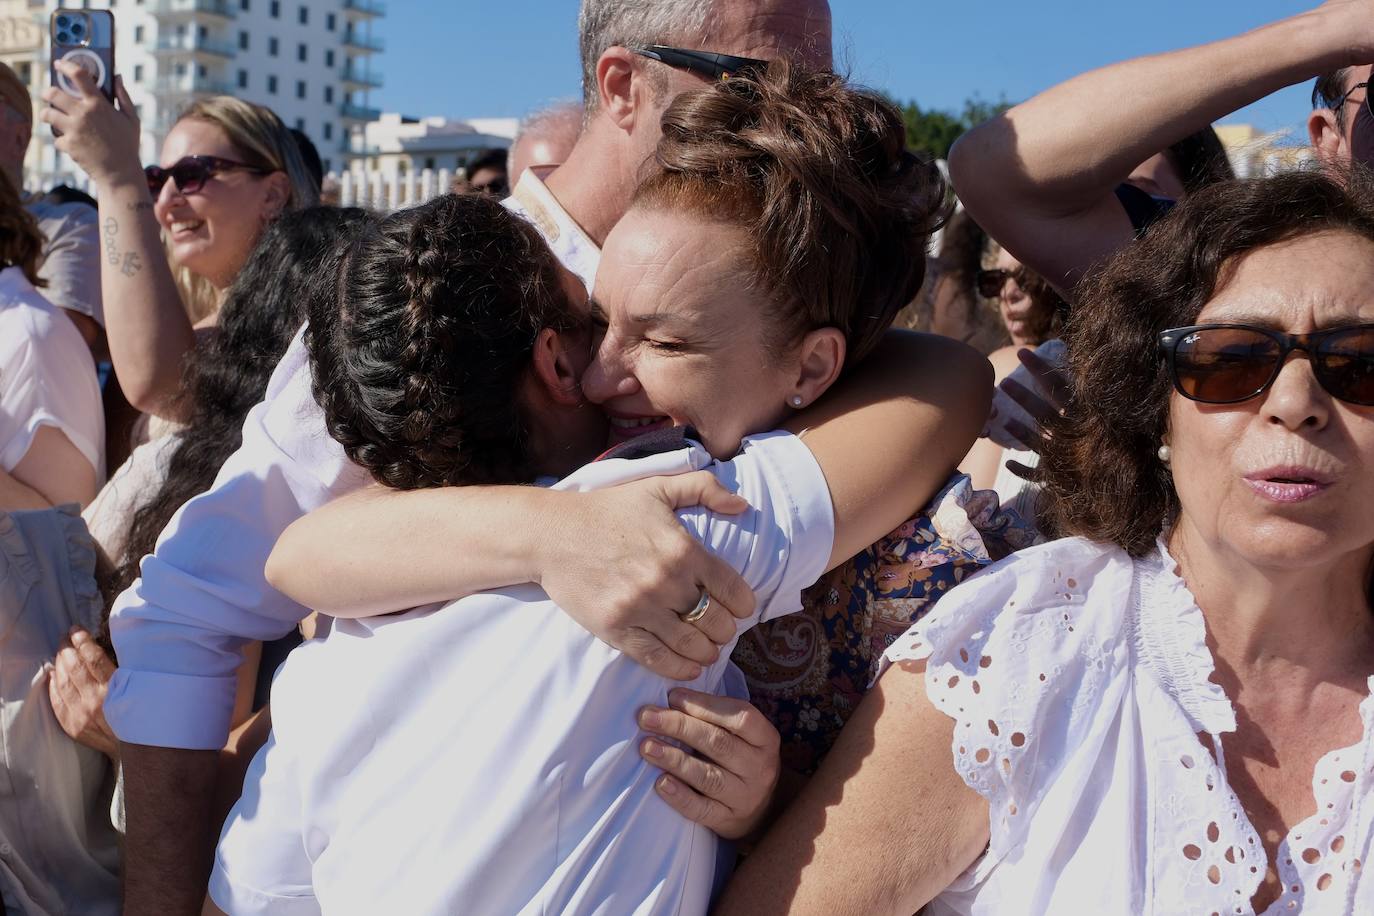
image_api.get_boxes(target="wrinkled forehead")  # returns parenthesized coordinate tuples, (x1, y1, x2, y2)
(702, 0, 832, 69)
(1197, 230, 1374, 328)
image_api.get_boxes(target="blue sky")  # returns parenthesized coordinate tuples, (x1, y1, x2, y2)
(371, 1, 1316, 139)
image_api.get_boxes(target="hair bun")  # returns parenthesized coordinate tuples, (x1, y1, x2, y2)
(640, 62, 949, 365)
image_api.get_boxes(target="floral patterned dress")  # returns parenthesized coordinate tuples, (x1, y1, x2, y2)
(729, 474, 1040, 776)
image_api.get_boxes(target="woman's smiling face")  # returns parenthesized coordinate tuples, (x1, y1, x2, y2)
(578, 208, 807, 459)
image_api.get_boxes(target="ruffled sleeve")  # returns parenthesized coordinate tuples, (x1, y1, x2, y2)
(878, 536, 1138, 878)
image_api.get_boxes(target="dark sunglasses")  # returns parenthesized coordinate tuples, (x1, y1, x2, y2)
(632, 45, 769, 82)
(144, 155, 274, 197)
(1334, 80, 1372, 121)
(1158, 323, 1374, 406)
(976, 267, 1031, 299)
(470, 176, 510, 196)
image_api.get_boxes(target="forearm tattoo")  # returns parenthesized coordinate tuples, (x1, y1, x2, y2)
(102, 213, 146, 276)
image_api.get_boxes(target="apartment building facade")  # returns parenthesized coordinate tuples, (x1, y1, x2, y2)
(0, 0, 383, 188)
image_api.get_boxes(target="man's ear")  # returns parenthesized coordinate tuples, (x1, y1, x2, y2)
(786, 328, 846, 411)
(595, 47, 642, 133)
(1309, 108, 1349, 166)
(531, 327, 585, 407)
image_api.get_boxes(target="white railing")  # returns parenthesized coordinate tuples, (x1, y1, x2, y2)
(328, 168, 457, 211)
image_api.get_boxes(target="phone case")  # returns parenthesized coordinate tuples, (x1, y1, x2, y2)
(50, 9, 115, 103)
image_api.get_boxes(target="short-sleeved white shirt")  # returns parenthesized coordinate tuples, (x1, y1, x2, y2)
(881, 536, 1374, 915)
(0, 266, 103, 479)
(210, 431, 834, 916)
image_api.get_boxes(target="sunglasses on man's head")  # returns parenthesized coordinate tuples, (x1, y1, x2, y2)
(975, 267, 1032, 299)
(1159, 323, 1374, 406)
(632, 45, 769, 82)
(144, 155, 273, 197)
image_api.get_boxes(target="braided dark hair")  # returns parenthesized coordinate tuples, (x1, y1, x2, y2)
(306, 193, 577, 491)
(105, 207, 374, 639)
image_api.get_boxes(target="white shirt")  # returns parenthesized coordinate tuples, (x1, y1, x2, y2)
(209, 431, 833, 916)
(26, 195, 104, 328)
(880, 536, 1374, 915)
(105, 173, 600, 750)
(82, 433, 178, 563)
(0, 267, 103, 479)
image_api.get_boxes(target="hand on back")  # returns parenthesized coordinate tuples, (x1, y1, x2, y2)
(542, 471, 758, 681)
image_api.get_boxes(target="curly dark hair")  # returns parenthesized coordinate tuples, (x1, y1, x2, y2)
(635, 62, 950, 368)
(106, 207, 373, 631)
(306, 193, 577, 491)
(1039, 168, 1374, 556)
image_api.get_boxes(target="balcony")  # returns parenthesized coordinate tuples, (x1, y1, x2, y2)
(151, 0, 236, 21)
(342, 0, 385, 17)
(341, 62, 382, 90)
(339, 101, 381, 122)
(153, 34, 236, 59)
(154, 74, 235, 97)
(341, 31, 384, 53)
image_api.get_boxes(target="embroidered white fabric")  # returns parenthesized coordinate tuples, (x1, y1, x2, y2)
(879, 536, 1374, 915)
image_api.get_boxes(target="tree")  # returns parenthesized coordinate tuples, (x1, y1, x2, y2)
(895, 95, 1013, 160)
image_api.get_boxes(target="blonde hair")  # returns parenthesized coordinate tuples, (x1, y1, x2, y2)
(169, 96, 319, 319)
(0, 169, 44, 287)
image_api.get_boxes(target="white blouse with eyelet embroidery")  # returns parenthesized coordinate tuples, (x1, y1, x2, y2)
(878, 536, 1374, 916)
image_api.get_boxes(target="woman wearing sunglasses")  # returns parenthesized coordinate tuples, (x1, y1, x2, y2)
(42, 62, 316, 431)
(718, 169, 1374, 914)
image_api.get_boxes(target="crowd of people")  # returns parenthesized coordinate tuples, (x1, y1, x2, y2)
(2, 0, 1374, 913)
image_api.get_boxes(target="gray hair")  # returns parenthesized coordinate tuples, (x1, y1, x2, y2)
(578, 0, 713, 110)
(508, 100, 585, 176)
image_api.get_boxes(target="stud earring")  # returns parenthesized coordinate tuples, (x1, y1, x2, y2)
(1157, 445, 1172, 463)
(790, 396, 804, 408)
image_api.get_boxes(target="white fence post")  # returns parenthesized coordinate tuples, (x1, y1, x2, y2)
(325, 166, 479, 213)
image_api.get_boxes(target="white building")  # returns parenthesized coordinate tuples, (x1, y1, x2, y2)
(0, 0, 384, 189)
(356, 111, 511, 184)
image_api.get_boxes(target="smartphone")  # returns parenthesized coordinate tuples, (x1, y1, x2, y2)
(50, 8, 115, 103)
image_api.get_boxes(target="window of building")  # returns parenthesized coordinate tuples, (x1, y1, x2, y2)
(240, 0, 249, 9)
(197, 64, 207, 78)
(175, 62, 187, 76)
(324, 86, 333, 104)
(176, 23, 187, 36)
(298, 5, 308, 24)
(16, 62, 30, 86)
(297, 43, 307, 63)
(133, 24, 144, 42)
(322, 157, 331, 173)
(133, 63, 144, 82)
(270, 0, 280, 17)
(324, 49, 334, 67)
(239, 31, 248, 50)
(197, 24, 207, 40)
(424, 157, 435, 170)
(267, 75, 278, 94)
(323, 123, 333, 141)
(237, 69, 248, 89)
(296, 80, 306, 99)
(326, 12, 335, 31)
(269, 37, 278, 56)
(295, 117, 304, 131)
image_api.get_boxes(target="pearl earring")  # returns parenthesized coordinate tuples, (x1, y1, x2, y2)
(790, 396, 804, 408)
(1157, 445, 1172, 463)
